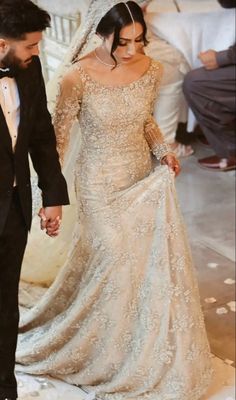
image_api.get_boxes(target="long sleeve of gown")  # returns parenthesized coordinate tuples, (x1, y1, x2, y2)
(52, 67, 83, 165)
(144, 115, 171, 161)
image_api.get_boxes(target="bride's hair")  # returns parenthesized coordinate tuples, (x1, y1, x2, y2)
(96, 1, 148, 66)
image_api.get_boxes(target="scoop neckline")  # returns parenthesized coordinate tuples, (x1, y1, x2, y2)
(76, 58, 154, 89)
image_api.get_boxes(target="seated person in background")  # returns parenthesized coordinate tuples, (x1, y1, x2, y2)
(183, 0, 236, 171)
(143, 2, 193, 157)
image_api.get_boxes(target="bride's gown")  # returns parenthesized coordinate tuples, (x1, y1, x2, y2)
(17, 59, 212, 400)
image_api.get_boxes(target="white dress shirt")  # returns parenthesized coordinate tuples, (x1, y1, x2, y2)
(0, 77, 20, 186)
(0, 77, 20, 152)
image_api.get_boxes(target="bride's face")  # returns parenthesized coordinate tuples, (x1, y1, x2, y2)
(104, 22, 144, 63)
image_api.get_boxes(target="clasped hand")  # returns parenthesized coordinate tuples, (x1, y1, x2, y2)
(38, 206, 62, 237)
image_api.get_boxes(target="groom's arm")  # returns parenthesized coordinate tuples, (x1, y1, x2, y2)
(29, 57, 69, 236)
(29, 56, 69, 208)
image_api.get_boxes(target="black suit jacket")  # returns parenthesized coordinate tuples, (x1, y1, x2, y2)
(0, 56, 69, 233)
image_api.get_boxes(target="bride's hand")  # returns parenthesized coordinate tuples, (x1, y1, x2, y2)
(161, 154, 181, 177)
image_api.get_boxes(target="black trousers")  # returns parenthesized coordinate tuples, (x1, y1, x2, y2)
(183, 65, 236, 159)
(0, 188, 28, 399)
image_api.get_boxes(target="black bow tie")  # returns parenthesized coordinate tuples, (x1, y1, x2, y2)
(0, 67, 15, 79)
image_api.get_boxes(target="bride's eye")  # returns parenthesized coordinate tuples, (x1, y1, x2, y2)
(118, 41, 127, 47)
(118, 36, 143, 46)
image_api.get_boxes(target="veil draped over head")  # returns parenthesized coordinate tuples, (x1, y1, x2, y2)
(46, 0, 149, 109)
(21, 0, 149, 285)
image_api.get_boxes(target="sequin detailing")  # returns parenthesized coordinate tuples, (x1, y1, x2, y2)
(17, 59, 212, 400)
(144, 116, 171, 160)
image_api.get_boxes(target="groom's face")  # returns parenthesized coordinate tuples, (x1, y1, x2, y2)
(0, 31, 42, 70)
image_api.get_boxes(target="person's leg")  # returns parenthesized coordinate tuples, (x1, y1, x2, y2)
(145, 34, 194, 156)
(0, 188, 28, 400)
(183, 65, 236, 160)
(153, 79, 185, 144)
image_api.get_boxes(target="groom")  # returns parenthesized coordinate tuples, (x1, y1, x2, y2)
(0, 0, 69, 399)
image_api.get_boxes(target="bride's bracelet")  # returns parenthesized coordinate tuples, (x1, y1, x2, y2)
(152, 143, 172, 161)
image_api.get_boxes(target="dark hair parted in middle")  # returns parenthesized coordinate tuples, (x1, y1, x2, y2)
(96, 1, 148, 65)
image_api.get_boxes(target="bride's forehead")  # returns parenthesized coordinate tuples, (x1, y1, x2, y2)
(119, 22, 143, 38)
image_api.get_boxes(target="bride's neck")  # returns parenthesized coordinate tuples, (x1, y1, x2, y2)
(94, 46, 122, 68)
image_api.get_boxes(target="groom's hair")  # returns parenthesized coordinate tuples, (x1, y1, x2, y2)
(0, 0, 51, 40)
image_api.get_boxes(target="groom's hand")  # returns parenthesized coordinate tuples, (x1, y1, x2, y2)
(38, 206, 62, 237)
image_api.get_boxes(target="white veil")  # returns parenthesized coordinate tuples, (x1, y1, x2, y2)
(21, 0, 149, 285)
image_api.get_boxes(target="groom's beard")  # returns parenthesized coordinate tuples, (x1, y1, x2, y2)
(2, 48, 33, 73)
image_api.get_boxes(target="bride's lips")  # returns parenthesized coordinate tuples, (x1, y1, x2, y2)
(122, 57, 133, 61)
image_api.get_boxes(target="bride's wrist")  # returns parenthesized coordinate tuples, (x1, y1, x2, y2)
(161, 152, 176, 164)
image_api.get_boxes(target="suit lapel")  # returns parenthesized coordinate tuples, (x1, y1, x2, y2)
(15, 73, 29, 149)
(0, 72, 29, 153)
(0, 104, 12, 152)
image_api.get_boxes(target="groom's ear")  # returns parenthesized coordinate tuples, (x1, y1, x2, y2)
(0, 38, 9, 54)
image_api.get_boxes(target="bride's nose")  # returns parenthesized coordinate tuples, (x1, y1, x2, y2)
(127, 41, 136, 56)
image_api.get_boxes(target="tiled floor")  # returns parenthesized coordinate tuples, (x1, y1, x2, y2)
(17, 142, 235, 399)
(177, 142, 235, 367)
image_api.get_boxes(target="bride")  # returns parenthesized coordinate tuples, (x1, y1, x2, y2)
(17, 1, 212, 399)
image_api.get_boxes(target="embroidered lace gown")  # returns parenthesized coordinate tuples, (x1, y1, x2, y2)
(17, 60, 212, 400)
